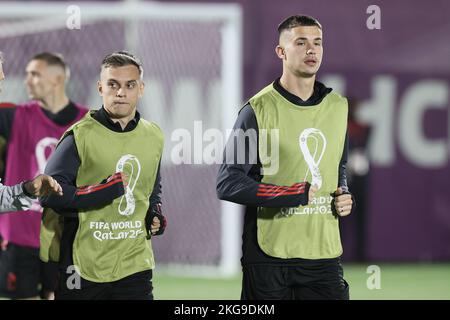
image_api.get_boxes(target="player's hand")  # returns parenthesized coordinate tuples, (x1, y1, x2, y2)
(120, 172, 129, 188)
(308, 184, 318, 205)
(151, 216, 161, 235)
(334, 187, 353, 217)
(24, 174, 63, 197)
(148, 206, 167, 236)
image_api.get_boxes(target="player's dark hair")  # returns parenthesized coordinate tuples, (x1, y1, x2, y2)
(101, 51, 144, 79)
(278, 15, 322, 35)
(30, 52, 70, 78)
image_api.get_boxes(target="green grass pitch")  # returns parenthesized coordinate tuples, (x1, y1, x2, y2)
(153, 263, 450, 300)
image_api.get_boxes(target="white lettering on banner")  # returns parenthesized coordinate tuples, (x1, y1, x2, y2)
(323, 74, 450, 169)
(320, 74, 346, 95)
(357, 76, 396, 166)
(399, 80, 448, 167)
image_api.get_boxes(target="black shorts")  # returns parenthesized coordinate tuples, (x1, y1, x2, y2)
(241, 259, 349, 300)
(0, 243, 59, 299)
(55, 268, 153, 300)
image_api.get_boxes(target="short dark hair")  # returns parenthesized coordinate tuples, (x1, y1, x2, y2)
(30, 52, 69, 77)
(101, 51, 144, 79)
(0, 51, 4, 63)
(278, 15, 322, 35)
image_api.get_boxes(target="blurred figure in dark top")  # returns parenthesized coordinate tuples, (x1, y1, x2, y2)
(342, 97, 371, 262)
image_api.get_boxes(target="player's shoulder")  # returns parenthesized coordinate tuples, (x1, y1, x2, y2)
(238, 102, 253, 116)
(17, 100, 40, 109)
(325, 91, 348, 107)
(6, 101, 42, 116)
(324, 86, 347, 101)
(139, 118, 164, 136)
(247, 82, 278, 111)
(329, 91, 347, 100)
(70, 110, 94, 130)
(249, 83, 275, 102)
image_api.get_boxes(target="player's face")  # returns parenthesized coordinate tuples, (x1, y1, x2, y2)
(25, 59, 59, 100)
(278, 26, 323, 78)
(98, 65, 144, 120)
(0, 61, 4, 94)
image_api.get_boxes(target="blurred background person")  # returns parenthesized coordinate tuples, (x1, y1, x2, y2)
(0, 51, 63, 213)
(340, 98, 371, 262)
(0, 52, 87, 299)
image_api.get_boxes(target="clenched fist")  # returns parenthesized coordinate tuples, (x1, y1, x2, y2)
(334, 187, 353, 217)
(308, 184, 318, 205)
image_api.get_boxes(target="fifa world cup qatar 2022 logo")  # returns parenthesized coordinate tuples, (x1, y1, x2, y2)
(277, 128, 328, 218)
(299, 128, 327, 190)
(116, 154, 141, 216)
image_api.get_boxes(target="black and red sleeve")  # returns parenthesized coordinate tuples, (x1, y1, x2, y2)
(216, 104, 310, 208)
(145, 162, 167, 238)
(40, 134, 125, 214)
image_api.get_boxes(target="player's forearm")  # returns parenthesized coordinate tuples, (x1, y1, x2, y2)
(217, 104, 310, 207)
(41, 173, 125, 213)
(0, 182, 33, 213)
(41, 173, 125, 212)
(334, 133, 357, 215)
(149, 162, 162, 205)
(40, 133, 125, 212)
(145, 162, 165, 238)
(338, 133, 349, 189)
(217, 165, 310, 207)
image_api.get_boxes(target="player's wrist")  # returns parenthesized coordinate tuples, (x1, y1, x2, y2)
(22, 180, 36, 198)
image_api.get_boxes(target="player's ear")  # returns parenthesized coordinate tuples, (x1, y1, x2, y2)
(97, 80, 103, 96)
(56, 73, 65, 86)
(138, 81, 145, 98)
(275, 45, 285, 60)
